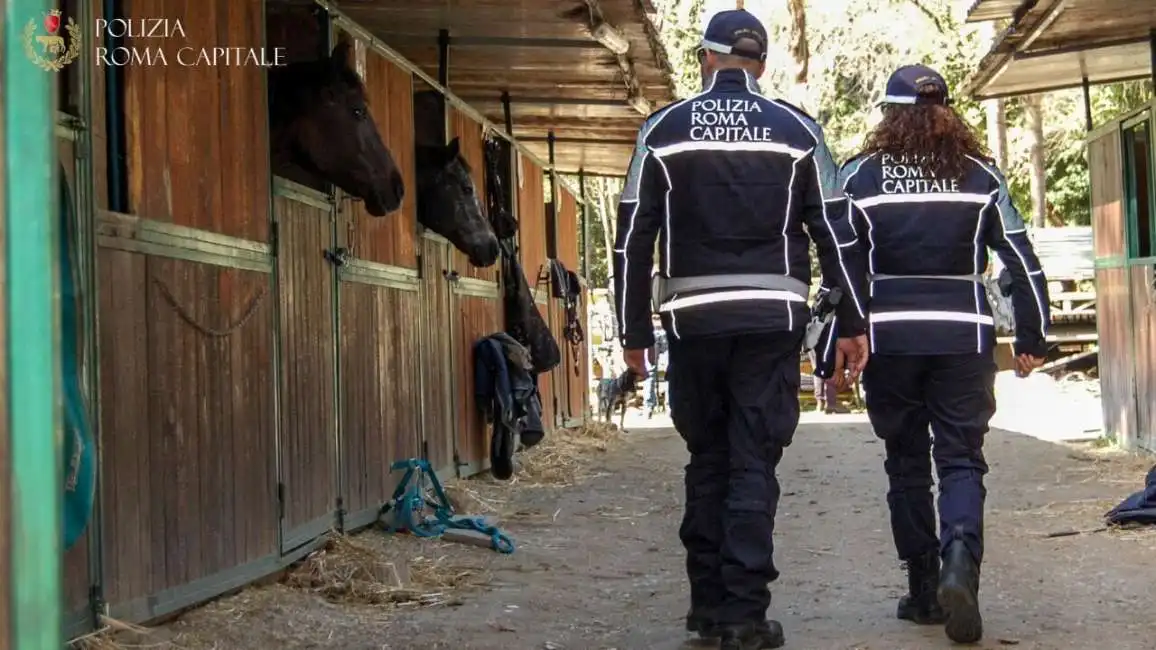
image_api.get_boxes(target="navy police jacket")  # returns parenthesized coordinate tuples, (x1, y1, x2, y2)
(612, 68, 869, 349)
(824, 151, 1050, 360)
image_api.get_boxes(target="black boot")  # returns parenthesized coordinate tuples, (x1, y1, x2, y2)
(685, 610, 720, 639)
(938, 539, 983, 644)
(718, 620, 785, 650)
(897, 550, 946, 624)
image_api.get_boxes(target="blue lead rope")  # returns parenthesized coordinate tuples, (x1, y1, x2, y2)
(60, 167, 96, 551)
(381, 458, 516, 554)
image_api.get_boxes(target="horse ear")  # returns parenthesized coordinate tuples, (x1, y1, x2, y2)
(446, 137, 461, 160)
(330, 38, 353, 70)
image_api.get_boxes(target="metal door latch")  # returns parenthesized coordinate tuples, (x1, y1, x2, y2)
(324, 247, 349, 267)
(443, 269, 461, 283)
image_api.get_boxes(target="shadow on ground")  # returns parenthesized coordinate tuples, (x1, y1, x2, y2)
(140, 419, 1155, 650)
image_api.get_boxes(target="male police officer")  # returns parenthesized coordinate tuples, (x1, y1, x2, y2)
(835, 65, 1050, 644)
(612, 10, 870, 649)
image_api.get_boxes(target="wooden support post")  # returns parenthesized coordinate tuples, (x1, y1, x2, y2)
(5, 0, 64, 645)
(501, 91, 517, 229)
(1081, 76, 1093, 132)
(579, 168, 589, 281)
(437, 29, 450, 145)
(1150, 29, 1155, 86)
(546, 131, 558, 260)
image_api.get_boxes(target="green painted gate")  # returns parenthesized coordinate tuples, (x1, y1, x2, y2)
(3, 0, 67, 647)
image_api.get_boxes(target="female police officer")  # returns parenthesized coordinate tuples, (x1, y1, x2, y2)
(833, 64, 1050, 644)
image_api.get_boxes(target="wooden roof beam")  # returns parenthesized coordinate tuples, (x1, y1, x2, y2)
(370, 34, 606, 50)
(463, 95, 636, 107)
(519, 135, 637, 145)
(566, 0, 653, 115)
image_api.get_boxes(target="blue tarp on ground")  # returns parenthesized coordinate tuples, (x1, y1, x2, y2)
(1106, 464, 1156, 527)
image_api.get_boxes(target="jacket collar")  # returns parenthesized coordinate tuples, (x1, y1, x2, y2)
(702, 68, 761, 94)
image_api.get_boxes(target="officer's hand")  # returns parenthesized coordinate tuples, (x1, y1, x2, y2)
(623, 348, 649, 380)
(1014, 353, 1045, 378)
(832, 348, 848, 392)
(835, 335, 869, 387)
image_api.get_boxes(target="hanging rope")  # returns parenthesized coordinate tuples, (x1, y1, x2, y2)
(152, 277, 268, 338)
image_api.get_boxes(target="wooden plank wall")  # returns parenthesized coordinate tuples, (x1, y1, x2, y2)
(1090, 134, 1127, 260)
(338, 41, 423, 523)
(98, 0, 278, 618)
(536, 301, 556, 429)
(420, 241, 457, 475)
(273, 192, 337, 549)
(266, 0, 339, 548)
(348, 48, 418, 269)
(1130, 265, 1156, 452)
(339, 281, 422, 515)
(547, 300, 568, 424)
(124, 0, 267, 242)
(1088, 130, 1138, 447)
(99, 256, 277, 614)
(557, 187, 588, 421)
(456, 296, 500, 470)
(1096, 268, 1135, 444)
(517, 156, 548, 292)
(448, 108, 501, 472)
(517, 156, 555, 427)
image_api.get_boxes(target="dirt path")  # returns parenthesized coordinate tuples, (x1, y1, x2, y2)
(151, 416, 1156, 650)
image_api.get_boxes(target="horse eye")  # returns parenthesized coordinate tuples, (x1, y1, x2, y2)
(352, 107, 366, 118)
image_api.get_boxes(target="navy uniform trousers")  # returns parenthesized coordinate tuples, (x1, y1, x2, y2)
(666, 331, 803, 625)
(863, 354, 997, 565)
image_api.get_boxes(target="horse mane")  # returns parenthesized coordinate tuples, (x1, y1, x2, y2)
(268, 52, 366, 125)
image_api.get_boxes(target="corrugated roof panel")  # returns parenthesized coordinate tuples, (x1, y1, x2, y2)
(965, 0, 1025, 23)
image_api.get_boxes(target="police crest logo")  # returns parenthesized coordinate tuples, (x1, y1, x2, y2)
(23, 8, 82, 72)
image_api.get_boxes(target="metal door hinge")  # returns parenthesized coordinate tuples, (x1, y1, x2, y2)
(277, 482, 285, 520)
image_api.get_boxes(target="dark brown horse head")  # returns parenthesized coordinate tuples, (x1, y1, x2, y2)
(268, 39, 404, 216)
(415, 137, 499, 267)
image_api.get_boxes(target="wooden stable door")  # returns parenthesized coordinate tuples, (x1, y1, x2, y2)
(272, 177, 339, 553)
(419, 230, 503, 479)
(332, 194, 424, 531)
(419, 233, 459, 477)
(1122, 112, 1156, 452)
(451, 264, 502, 477)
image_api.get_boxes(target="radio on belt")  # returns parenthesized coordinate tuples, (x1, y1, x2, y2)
(803, 287, 843, 351)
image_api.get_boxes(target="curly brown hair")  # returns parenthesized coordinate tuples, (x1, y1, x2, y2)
(859, 84, 989, 180)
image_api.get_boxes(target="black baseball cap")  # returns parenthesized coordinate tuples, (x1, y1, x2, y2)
(878, 64, 952, 106)
(701, 10, 768, 62)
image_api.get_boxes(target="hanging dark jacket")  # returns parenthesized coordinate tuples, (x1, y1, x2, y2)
(473, 333, 544, 480)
